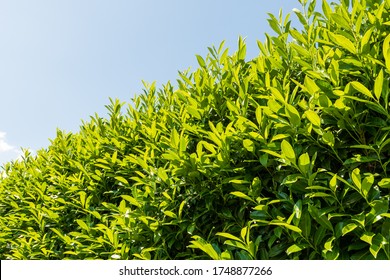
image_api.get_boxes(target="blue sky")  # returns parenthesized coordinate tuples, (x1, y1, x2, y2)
(0, 0, 303, 166)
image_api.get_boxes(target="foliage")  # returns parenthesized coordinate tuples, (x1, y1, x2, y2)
(1, 0, 390, 260)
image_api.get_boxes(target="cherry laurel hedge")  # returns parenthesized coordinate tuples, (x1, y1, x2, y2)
(1, 0, 390, 260)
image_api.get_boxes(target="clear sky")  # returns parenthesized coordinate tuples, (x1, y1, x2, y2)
(0, 0, 303, 166)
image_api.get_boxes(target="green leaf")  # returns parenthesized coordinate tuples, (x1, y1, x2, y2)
(243, 139, 255, 152)
(322, 131, 335, 147)
(351, 168, 361, 190)
(285, 104, 301, 127)
(196, 55, 206, 68)
(374, 69, 384, 101)
(298, 153, 310, 175)
(350, 81, 374, 99)
(226, 100, 240, 115)
(255, 106, 263, 125)
(378, 178, 390, 188)
(121, 195, 141, 208)
(308, 205, 333, 232)
(322, 0, 332, 19)
(163, 211, 177, 219)
(330, 13, 350, 30)
(115, 176, 128, 185)
(305, 110, 321, 127)
(360, 27, 373, 53)
(269, 221, 302, 233)
(360, 232, 375, 245)
(300, 209, 312, 238)
(230, 191, 254, 202)
(304, 76, 320, 95)
(323, 236, 336, 252)
(178, 200, 186, 220)
(76, 219, 90, 231)
(341, 223, 357, 236)
(329, 33, 356, 54)
(157, 167, 169, 183)
(286, 243, 308, 255)
(270, 87, 285, 103)
(260, 149, 282, 158)
(111, 150, 118, 163)
(216, 232, 242, 242)
(366, 200, 389, 225)
(224, 240, 249, 253)
(281, 140, 296, 162)
(384, 34, 390, 71)
(188, 236, 220, 260)
(187, 106, 201, 119)
(314, 226, 328, 247)
(361, 174, 374, 198)
(370, 234, 387, 258)
(329, 174, 337, 193)
(271, 134, 290, 142)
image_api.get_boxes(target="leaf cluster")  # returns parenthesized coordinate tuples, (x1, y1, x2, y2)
(1, 0, 390, 260)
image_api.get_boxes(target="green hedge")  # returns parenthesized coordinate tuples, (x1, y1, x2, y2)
(1, 0, 390, 259)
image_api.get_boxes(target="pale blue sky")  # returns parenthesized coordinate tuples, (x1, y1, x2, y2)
(0, 0, 302, 166)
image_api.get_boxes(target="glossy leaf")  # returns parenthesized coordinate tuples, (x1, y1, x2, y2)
(281, 140, 296, 162)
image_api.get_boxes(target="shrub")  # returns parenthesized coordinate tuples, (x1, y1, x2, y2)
(1, 0, 390, 260)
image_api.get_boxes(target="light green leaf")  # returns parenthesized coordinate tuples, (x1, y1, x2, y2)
(305, 110, 321, 127)
(351, 168, 361, 190)
(384, 34, 390, 71)
(76, 219, 90, 231)
(285, 104, 301, 127)
(224, 240, 249, 252)
(111, 150, 118, 164)
(226, 100, 240, 115)
(322, 131, 335, 147)
(329, 174, 337, 193)
(329, 33, 356, 54)
(187, 106, 201, 119)
(230, 191, 254, 202)
(342, 223, 357, 236)
(121, 195, 141, 208)
(360, 232, 375, 245)
(324, 236, 336, 252)
(269, 221, 302, 233)
(115, 176, 128, 185)
(270, 87, 285, 103)
(188, 236, 220, 260)
(304, 76, 320, 95)
(360, 27, 373, 53)
(157, 167, 169, 183)
(286, 244, 308, 255)
(350, 81, 374, 99)
(196, 55, 206, 68)
(298, 153, 310, 175)
(178, 200, 186, 220)
(374, 69, 384, 101)
(370, 234, 387, 258)
(378, 178, 390, 188)
(260, 149, 282, 158)
(255, 106, 262, 125)
(271, 134, 289, 142)
(243, 139, 255, 152)
(281, 140, 295, 162)
(163, 211, 177, 219)
(330, 13, 350, 30)
(361, 174, 374, 198)
(216, 232, 242, 242)
(322, 0, 332, 19)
